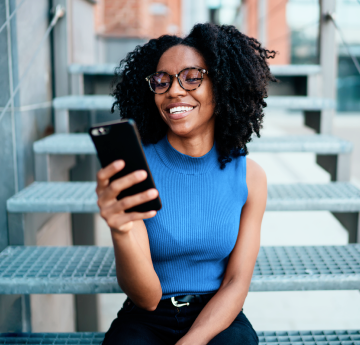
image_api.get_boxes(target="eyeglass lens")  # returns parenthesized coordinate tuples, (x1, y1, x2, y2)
(149, 68, 202, 93)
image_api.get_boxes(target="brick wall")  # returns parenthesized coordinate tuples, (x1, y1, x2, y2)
(244, 0, 290, 65)
(94, 0, 182, 38)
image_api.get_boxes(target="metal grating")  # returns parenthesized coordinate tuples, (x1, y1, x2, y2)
(0, 245, 359, 294)
(6, 182, 360, 213)
(266, 96, 336, 110)
(257, 330, 360, 344)
(248, 135, 352, 153)
(52, 95, 336, 111)
(267, 183, 360, 211)
(34, 134, 95, 155)
(269, 64, 321, 76)
(6, 182, 98, 213)
(0, 247, 119, 294)
(67, 64, 321, 77)
(33, 133, 352, 155)
(53, 96, 113, 110)
(1, 330, 360, 345)
(68, 63, 117, 75)
(0, 333, 104, 345)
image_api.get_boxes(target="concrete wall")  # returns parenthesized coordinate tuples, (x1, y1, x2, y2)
(0, 0, 53, 248)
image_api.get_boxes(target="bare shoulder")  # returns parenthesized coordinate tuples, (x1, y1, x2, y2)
(246, 157, 266, 185)
(246, 157, 267, 203)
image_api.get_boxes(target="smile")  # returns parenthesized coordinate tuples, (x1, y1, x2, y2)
(166, 105, 195, 120)
(169, 106, 194, 114)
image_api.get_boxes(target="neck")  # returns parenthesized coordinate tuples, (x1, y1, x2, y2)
(167, 127, 215, 158)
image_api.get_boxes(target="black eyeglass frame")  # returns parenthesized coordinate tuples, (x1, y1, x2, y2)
(145, 67, 208, 94)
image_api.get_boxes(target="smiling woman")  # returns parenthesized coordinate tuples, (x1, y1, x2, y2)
(112, 23, 277, 167)
(97, 23, 274, 345)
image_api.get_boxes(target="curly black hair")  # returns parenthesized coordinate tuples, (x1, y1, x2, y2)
(112, 23, 277, 169)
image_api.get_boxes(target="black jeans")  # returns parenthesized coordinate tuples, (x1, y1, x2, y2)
(102, 294, 259, 345)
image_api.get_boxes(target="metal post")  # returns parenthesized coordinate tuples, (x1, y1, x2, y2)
(318, 0, 337, 134)
(258, 0, 267, 47)
(35, 154, 76, 181)
(332, 212, 360, 244)
(316, 153, 351, 182)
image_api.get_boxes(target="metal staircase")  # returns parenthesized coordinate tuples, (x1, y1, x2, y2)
(2, 67, 360, 343)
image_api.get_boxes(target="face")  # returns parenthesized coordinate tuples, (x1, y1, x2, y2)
(154, 45, 215, 139)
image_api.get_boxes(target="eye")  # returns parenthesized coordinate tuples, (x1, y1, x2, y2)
(181, 69, 202, 84)
(151, 73, 170, 89)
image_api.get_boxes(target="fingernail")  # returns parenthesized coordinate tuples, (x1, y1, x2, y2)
(148, 189, 157, 197)
(136, 171, 146, 178)
(115, 160, 124, 168)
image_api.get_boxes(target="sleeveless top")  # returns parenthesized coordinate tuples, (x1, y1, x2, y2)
(143, 135, 248, 299)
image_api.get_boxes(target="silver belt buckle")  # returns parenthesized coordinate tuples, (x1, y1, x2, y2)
(171, 296, 189, 307)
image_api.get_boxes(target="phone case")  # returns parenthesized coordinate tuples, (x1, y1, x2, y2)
(89, 119, 162, 213)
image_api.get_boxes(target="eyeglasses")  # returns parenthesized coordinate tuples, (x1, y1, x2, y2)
(145, 67, 208, 94)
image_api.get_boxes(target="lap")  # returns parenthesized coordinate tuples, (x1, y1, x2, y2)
(103, 319, 168, 345)
(102, 297, 258, 345)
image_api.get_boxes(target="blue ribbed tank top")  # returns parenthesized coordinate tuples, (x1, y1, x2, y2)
(143, 135, 248, 300)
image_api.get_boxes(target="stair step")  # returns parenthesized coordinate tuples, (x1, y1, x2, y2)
(0, 245, 359, 294)
(53, 95, 114, 110)
(68, 63, 117, 75)
(52, 95, 335, 111)
(266, 96, 335, 110)
(34, 134, 95, 154)
(1, 330, 360, 344)
(33, 133, 353, 155)
(67, 64, 321, 77)
(6, 182, 360, 213)
(270, 64, 321, 76)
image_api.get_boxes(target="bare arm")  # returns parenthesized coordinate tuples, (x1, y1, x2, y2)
(96, 160, 162, 311)
(176, 158, 267, 345)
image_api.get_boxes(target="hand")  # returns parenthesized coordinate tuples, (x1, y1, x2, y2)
(96, 160, 158, 233)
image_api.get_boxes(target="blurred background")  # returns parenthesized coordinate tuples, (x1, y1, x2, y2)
(1, 0, 360, 335)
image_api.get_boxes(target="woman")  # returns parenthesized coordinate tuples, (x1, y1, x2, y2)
(96, 23, 276, 345)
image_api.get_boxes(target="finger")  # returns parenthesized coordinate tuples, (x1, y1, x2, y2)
(107, 211, 157, 231)
(110, 188, 158, 213)
(100, 169, 148, 202)
(96, 160, 125, 192)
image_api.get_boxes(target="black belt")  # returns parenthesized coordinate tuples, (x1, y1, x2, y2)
(170, 293, 215, 307)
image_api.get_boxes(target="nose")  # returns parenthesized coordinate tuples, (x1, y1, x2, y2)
(167, 75, 187, 97)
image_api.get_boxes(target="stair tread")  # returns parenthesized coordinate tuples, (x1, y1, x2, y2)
(67, 63, 321, 77)
(6, 182, 360, 213)
(0, 245, 359, 293)
(270, 64, 321, 76)
(53, 95, 114, 110)
(1, 330, 360, 344)
(33, 133, 353, 155)
(68, 63, 117, 75)
(52, 95, 336, 110)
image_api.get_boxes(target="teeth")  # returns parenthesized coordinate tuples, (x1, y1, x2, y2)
(169, 106, 194, 114)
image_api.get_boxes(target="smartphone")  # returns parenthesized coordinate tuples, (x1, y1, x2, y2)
(89, 119, 162, 213)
